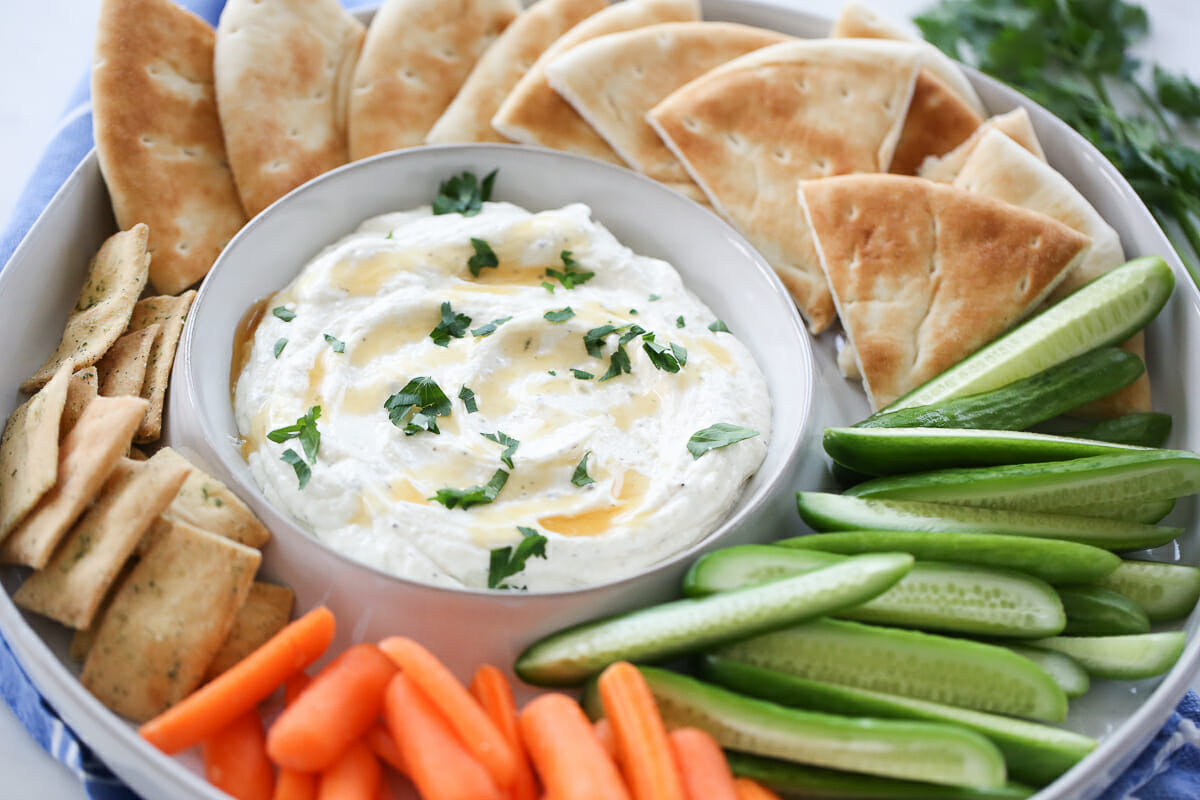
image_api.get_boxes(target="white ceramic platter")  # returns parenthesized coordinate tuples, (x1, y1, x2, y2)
(0, 2, 1198, 799)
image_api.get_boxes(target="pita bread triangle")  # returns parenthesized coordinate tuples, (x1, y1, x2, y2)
(920, 107, 1046, 182)
(800, 174, 1091, 410)
(888, 70, 983, 175)
(647, 38, 924, 333)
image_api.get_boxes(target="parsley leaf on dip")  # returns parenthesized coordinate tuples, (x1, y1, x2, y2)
(268, 406, 322, 463)
(546, 249, 595, 289)
(273, 338, 287, 358)
(432, 169, 497, 217)
(386, 377, 452, 435)
(709, 319, 731, 333)
(468, 237, 499, 277)
(323, 334, 345, 353)
(572, 452, 596, 486)
(272, 306, 295, 322)
(281, 449, 311, 489)
(471, 316, 512, 337)
(431, 468, 509, 509)
(643, 334, 687, 373)
(482, 431, 520, 469)
(544, 307, 575, 323)
(488, 526, 549, 589)
(430, 301, 472, 347)
(458, 385, 478, 413)
(571, 369, 594, 380)
(687, 423, 759, 459)
(600, 346, 631, 381)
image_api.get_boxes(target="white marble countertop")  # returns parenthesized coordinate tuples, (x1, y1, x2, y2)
(1, 1, 1197, 797)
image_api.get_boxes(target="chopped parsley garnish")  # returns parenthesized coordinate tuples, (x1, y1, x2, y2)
(648, 293, 661, 302)
(468, 237, 499, 277)
(430, 301, 472, 347)
(432, 169, 497, 217)
(482, 431, 520, 469)
(709, 319, 730, 333)
(544, 307, 575, 323)
(546, 250, 595, 290)
(272, 306, 295, 322)
(642, 333, 687, 373)
(630, 309, 639, 315)
(548, 370, 557, 376)
(585, 324, 683, 379)
(488, 527, 548, 589)
(571, 369, 594, 380)
(471, 316, 512, 337)
(572, 452, 596, 487)
(541, 281, 555, 293)
(676, 316, 686, 329)
(273, 338, 287, 358)
(267, 406, 321, 463)
(384, 231, 393, 240)
(459, 385, 478, 413)
(687, 423, 760, 459)
(385, 377, 452, 435)
(281, 449, 311, 489)
(431, 468, 508, 509)
(600, 347, 632, 381)
(323, 334, 345, 353)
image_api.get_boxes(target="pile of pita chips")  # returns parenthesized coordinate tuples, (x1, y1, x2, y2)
(124, 292, 198, 442)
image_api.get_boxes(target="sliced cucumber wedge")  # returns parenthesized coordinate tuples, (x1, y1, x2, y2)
(1094, 560, 1200, 621)
(1056, 585, 1150, 635)
(886, 256, 1174, 412)
(1050, 498, 1177, 524)
(824, 427, 1141, 476)
(1001, 645, 1090, 700)
(685, 545, 1065, 637)
(796, 492, 1181, 551)
(703, 657, 1095, 786)
(779, 529, 1119, 585)
(1070, 413, 1173, 448)
(712, 618, 1068, 722)
(1025, 633, 1186, 680)
(514, 553, 913, 686)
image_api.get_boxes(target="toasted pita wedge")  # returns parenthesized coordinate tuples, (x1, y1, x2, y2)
(154, 447, 271, 549)
(97, 325, 158, 399)
(888, 70, 982, 175)
(492, 0, 700, 162)
(648, 39, 923, 333)
(127, 291, 196, 443)
(80, 519, 260, 721)
(0, 365, 71, 541)
(204, 583, 295, 679)
(68, 564, 132, 663)
(22, 225, 150, 393)
(348, 0, 520, 159)
(426, 0, 606, 144)
(93, 0, 247, 295)
(801, 175, 1091, 409)
(1, 395, 147, 568)
(545, 22, 788, 184)
(14, 452, 190, 629)
(215, 0, 366, 217)
(920, 107, 1046, 182)
(61, 369, 99, 439)
(831, 0, 920, 41)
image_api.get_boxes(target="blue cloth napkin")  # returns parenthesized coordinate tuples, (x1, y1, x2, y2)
(3, 1, 1200, 798)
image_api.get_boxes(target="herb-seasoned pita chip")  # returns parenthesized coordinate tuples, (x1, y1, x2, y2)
(68, 564, 132, 663)
(80, 519, 259, 721)
(93, 0, 247, 295)
(1, 396, 147, 568)
(348, 0, 520, 159)
(14, 452, 190, 629)
(545, 22, 788, 184)
(97, 325, 158, 399)
(204, 583, 295, 679)
(426, 0, 606, 145)
(61, 368, 99, 439)
(919, 107, 1046, 182)
(800, 175, 1091, 410)
(215, 0, 366, 217)
(22, 225, 150, 393)
(888, 70, 982, 175)
(155, 447, 271, 548)
(492, 0, 699, 162)
(0, 365, 71, 541)
(127, 291, 196, 443)
(648, 39, 923, 333)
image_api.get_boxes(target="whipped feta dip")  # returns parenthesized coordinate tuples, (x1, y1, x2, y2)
(233, 201, 771, 591)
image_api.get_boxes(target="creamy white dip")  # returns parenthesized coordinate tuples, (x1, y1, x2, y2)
(234, 201, 771, 591)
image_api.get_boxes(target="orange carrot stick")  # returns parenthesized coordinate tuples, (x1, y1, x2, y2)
(384, 672, 503, 800)
(375, 781, 395, 800)
(733, 778, 784, 800)
(141, 607, 336, 754)
(268, 643, 397, 772)
(317, 739, 381, 800)
(469, 665, 540, 800)
(519, 693, 631, 800)
(203, 710, 276, 800)
(273, 770, 317, 800)
(363, 722, 406, 774)
(285, 673, 312, 705)
(668, 728, 738, 800)
(597, 662, 686, 800)
(378, 637, 518, 789)
(593, 719, 617, 761)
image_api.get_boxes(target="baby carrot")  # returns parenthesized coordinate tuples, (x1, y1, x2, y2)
(204, 710, 275, 800)
(669, 728, 738, 800)
(593, 718, 617, 761)
(469, 665, 540, 800)
(317, 739, 381, 800)
(273, 770, 317, 800)
(519, 693, 631, 800)
(363, 722, 406, 774)
(384, 672, 503, 800)
(141, 607, 336, 754)
(597, 662, 686, 800)
(379, 637, 517, 789)
(285, 673, 311, 705)
(268, 643, 397, 772)
(733, 778, 784, 800)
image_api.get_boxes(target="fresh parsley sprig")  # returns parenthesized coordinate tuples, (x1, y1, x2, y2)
(430, 301, 471, 347)
(432, 169, 497, 217)
(546, 250, 595, 289)
(488, 527, 548, 589)
(267, 406, 321, 463)
(385, 377, 452, 435)
(468, 238, 498, 277)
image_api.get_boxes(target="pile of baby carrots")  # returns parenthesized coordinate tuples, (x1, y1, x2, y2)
(138, 606, 781, 800)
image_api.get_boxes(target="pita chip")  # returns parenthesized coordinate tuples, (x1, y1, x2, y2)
(69, 564, 132, 663)
(93, 0, 247, 295)
(13, 452, 190, 629)
(648, 38, 924, 332)
(215, 0, 366, 217)
(800, 174, 1091, 409)
(348, 0, 521, 159)
(61, 368, 99, 439)
(204, 583, 295, 679)
(22, 225, 150, 393)
(97, 325, 158, 399)
(920, 106, 1046, 182)
(1, 395, 148, 568)
(0, 365, 71, 541)
(545, 22, 788, 184)
(426, 0, 606, 145)
(127, 291, 197, 443)
(154, 447, 271, 549)
(492, 0, 700, 163)
(80, 519, 259, 721)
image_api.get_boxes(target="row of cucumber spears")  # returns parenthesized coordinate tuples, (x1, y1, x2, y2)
(512, 256, 1200, 798)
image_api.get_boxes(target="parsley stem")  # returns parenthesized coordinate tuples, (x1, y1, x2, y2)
(1131, 80, 1174, 136)
(1163, 199, 1200, 287)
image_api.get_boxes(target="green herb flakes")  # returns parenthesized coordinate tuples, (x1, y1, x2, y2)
(482, 431, 520, 469)
(267, 406, 321, 463)
(431, 468, 508, 510)
(572, 452, 596, 486)
(385, 377, 452, 435)
(459, 385, 478, 413)
(687, 423, 759, 459)
(272, 306, 295, 322)
(571, 369, 594, 380)
(709, 319, 730, 333)
(430, 301, 472, 347)
(468, 237, 499, 277)
(281, 449, 311, 489)
(432, 169, 497, 217)
(323, 334, 345, 353)
(544, 307, 576, 323)
(546, 250, 595, 290)
(642, 334, 687, 373)
(676, 316, 685, 329)
(273, 338, 287, 358)
(471, 316, 512, 337)
(488, 527, 548, 589)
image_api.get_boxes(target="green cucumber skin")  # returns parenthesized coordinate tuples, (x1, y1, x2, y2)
(859, 348, 1143, 432)
(514, 553, 913, 686)
(779, 529, 1119, 585)
(795, 492, 1182, 551)
(1056, 585, 1151, 635)
(634, 666, 1007, 790)
(886, 256, 1174, 412)
(702, 656, 1095, 786)
(713, 618, 1068, 722)
(1094, 560, 1200, 621)
(1071, 413, 1173, 448)
(1002, 645, 1090, 700)
(726, 752, 1035, 800)
(824, 427, 1141, 476)
(1025, 633, 1186, 680)
(685, 545, 1065, 637)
